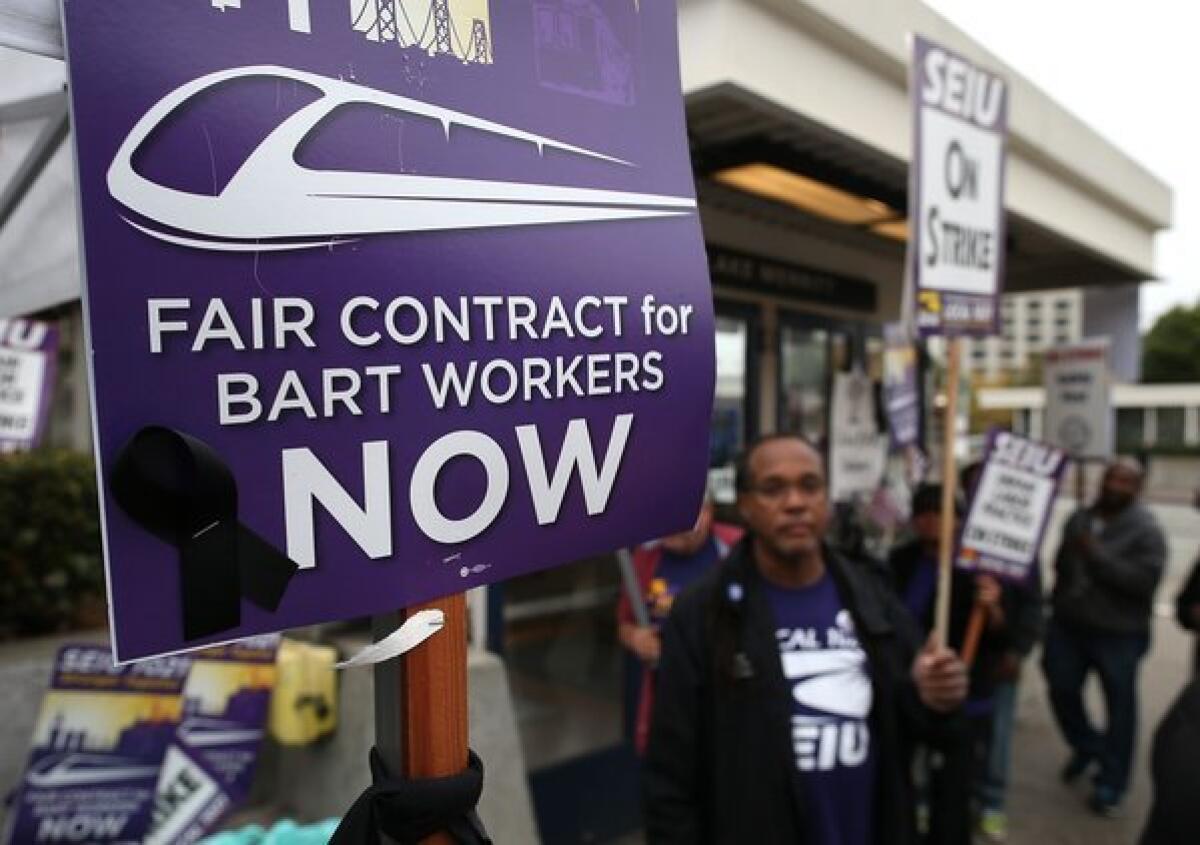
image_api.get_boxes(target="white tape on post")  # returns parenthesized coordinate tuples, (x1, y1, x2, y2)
(337, 609, 445, 669)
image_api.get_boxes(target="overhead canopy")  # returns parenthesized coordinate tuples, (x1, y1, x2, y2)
(0, 0, 62, 59)
(0, 0, 1176, 318)
(0, 43, 74, 318)
(679, 0, 1173, 296)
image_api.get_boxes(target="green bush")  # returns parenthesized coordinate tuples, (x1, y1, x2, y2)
(0, 450, 106, 640)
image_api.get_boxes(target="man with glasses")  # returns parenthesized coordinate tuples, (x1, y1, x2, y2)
(643, 434, 967, 845)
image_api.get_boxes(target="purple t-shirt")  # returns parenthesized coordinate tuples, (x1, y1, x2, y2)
(765, 572, 876, 845)
(902, 554, 939, 624)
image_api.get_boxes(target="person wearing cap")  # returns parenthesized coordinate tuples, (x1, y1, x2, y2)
(643, 434, 967, 845)
(1043, 457, 1167, 816)
(617, 496, 742, 754)
(958, 462, 1046, 844)
(887, 483, 1008, 845)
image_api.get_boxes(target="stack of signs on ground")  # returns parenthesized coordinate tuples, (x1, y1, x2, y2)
(910, 36, 1008, 336)
(957, 430, 1067, 582)
(147, 636, 280, 844)
(0, 318, 58, 452)
(828, 370, 888, 503)
(1042, 338, 1113, 459)
(2, 645, 192, 845)
(61, 0, 714, 662)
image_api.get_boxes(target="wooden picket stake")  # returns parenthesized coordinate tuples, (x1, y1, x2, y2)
(960, 601, 987, 667)
(406, 593, 470, 845)
(933, 337, 961, 650)
(373, 593, 470, 845)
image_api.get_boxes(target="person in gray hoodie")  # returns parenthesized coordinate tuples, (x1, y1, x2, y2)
(1042, 457, 1167, 817)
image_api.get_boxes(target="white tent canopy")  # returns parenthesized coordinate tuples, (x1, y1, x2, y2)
(0, 0, 75, 318)
(0, 0, 62, 59)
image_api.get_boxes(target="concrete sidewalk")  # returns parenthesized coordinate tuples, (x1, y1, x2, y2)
(1004, 618, 1192, 845)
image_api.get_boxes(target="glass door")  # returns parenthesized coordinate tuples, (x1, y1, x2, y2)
(711, 310, 756, 468)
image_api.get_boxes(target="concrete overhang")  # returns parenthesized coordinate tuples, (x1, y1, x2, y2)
(679, 0, 1173, 287)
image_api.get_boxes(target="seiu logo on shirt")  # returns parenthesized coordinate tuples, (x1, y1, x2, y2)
(776, 610, 873, 772)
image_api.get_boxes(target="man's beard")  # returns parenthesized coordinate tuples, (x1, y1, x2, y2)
(1098, 491, 1134, 513)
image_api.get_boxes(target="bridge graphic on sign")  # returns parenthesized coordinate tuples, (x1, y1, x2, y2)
(108, 66, 696, 252)
(351, 0, 493, 64)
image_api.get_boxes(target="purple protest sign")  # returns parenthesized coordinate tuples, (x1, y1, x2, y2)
(882, 322, 920, 449)
(3, 645, 192, 845)
(0, 318, 58, 453)
(910, 35, 1008, 337)
(957, 430, 1067, 583)
(60, 1, 714, 661)
(146, 636, 279, 844)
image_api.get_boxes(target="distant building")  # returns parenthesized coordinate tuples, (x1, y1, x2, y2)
(979, 383, 1200, 452)
(963, 288, 1084, 380)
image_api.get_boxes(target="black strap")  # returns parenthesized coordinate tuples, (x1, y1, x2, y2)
(109, 425, 298, 641)
(331, 748, 492, 845)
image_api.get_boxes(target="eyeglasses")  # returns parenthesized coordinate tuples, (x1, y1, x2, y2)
(747, 476, 826, 502)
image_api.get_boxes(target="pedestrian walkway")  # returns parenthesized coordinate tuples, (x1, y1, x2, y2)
(1004, 616, 1190, 844)
(1002, 499, 1196, 844)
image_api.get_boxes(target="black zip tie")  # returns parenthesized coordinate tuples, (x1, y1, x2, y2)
(109, 425, 299, 641)
(331, 748, 492, 845)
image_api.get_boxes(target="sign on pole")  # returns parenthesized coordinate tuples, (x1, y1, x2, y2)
(1043, 338, 1113, 459)
(61, 1, 714, 662)
(882, 322, 921, 449)
(957, 429, 1067, 583)
(908, 34, 1007, 648)
(0, 318, 57, 452)
(828, 369, 888, 503)
(911, 36, 1009, 337)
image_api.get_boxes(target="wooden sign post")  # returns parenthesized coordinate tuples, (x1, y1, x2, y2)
(373, 594, 470, 845)
(933, 337, 961, 650)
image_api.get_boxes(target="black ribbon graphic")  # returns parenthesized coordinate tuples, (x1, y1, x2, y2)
(110, 426, 298, 642)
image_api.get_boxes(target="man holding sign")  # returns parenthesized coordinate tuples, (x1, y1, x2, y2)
(889, 483, 1008, 845)
(1043, 458, 1167, 816)
(644, 435, 966, 845)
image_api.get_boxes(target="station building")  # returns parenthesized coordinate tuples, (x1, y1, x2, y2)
(0, 1, 1173, 842)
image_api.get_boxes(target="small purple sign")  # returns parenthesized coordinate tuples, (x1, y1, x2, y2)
(3, 646, 192, 845)
(909, 35, 1008, 337)
(146, 636, 279, 844)
(956, 429, 1067, 584)
(60, 1, 713, 661)
(0, 318, 58, 453)
(882, 322, 920, 449)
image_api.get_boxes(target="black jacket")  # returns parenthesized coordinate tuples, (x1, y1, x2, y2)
(1176, 558, 1200, 674)
(1141, 680, 1200, 845)
(1051, 504, 1167, 634)
(643, 539, 945, 845)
